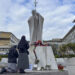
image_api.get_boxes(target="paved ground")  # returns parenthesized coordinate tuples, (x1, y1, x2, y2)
(0, 70, 68, 75)
(67, 66, 75, 75)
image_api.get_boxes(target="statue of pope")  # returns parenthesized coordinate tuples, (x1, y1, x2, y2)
(28, 10, 44, 44)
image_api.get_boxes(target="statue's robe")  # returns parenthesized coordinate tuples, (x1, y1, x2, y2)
(28, 13, 44, 44)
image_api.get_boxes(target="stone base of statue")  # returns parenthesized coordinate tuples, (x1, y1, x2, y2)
(28, 43, 68, 75)
(28, 41, 57, 69)
(25, 70, 68, 75)
(28, 45, 58, 70)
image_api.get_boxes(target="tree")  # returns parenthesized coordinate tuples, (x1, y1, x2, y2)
(59, 43, 75, 57)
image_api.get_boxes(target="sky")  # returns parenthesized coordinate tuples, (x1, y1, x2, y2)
(0, 0, 75, 40)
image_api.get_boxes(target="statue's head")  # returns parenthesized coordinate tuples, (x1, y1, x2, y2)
(36, 12, 39, 16)
(32, 10, 36, 16)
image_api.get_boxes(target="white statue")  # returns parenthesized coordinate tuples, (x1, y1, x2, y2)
(28, 10, 44, 44)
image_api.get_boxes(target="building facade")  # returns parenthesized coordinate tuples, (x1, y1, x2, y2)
(0, 32, 19, 53)
(0, 25, 75, 53)
(63, 26, 75, 44)
(44, 25, 75, 50)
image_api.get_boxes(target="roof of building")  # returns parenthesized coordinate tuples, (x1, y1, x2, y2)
(63, 25, 75, 40)
(0, 31, 19, 40)
(0, 31, 19, 46)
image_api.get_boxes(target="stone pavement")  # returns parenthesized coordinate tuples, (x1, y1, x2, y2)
(0, 70, 68, 75)
(67, 66, 75, 75)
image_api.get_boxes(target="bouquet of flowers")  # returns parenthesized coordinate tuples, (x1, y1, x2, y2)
(58, 64, 64, 70)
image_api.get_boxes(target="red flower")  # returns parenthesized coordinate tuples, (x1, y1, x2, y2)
(58, 65, 64, 70)
(37, 40, 42, 44)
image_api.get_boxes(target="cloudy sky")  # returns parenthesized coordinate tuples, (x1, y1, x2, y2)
(0, 0, 75, 40)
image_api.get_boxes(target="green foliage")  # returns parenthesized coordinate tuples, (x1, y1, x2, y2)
(69, 54, 75, 58)
(55, 55, 60, 58)
(58, 43, 75, 57)
(0, 55, 8, 61)
(67, 43, 75, 52)
(55, 54, 75, 58)
(56, 43, 75, 58)
(60, 44, 67, 52)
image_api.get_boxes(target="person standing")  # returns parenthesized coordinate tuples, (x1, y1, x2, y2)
(17, 36, 29, 73)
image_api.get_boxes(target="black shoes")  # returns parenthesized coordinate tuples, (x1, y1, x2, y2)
(0, 68, 26, 74)
(19, 69, 26, 73)
(0, 68, 7, 74)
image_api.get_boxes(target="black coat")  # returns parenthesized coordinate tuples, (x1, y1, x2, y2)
(18, 36, 29, 54)
(8, 45, 18, 63)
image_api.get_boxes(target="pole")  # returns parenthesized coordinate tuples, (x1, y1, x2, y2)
(34, 0, 38, 11)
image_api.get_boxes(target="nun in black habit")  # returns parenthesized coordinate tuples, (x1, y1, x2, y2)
(17, 36, 29, 73)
